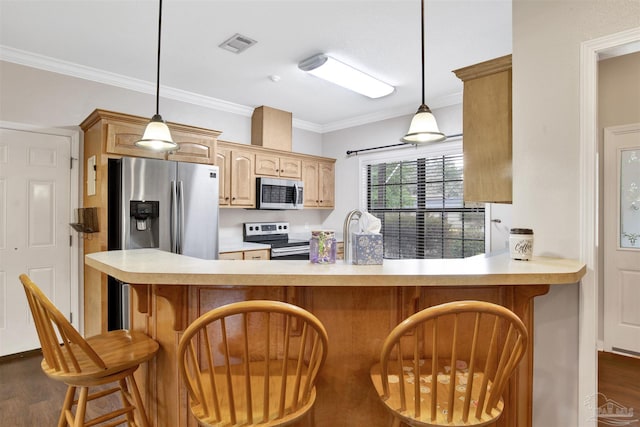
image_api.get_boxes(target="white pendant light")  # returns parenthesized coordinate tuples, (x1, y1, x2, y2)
(135, 0, 177, 151)
(401, 0, 446, 144)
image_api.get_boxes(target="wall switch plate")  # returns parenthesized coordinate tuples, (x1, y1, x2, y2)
(87, 155, 96, 196)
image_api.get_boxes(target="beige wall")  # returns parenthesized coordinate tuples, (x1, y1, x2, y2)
(597, 52, 640, 340)
(513, 1, 640, 426)
(0, 60, 326, 238)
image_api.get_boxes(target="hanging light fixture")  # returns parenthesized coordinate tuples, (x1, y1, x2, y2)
(401, 0, 446, 144)
(135, 0, 177, 151)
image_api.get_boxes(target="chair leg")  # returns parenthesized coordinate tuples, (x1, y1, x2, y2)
(391, 415, 401, 427)
(74, 387, 89, 427)
(127, 372, 151, 427)
(118, 378, 136, 426)
(59, 386, 76, 427)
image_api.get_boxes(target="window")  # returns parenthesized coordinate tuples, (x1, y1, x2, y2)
(364, 150, 485, 259)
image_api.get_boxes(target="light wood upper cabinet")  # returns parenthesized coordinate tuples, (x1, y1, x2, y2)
(105, 121, 165, 159)
(167, 130, 216, 165)
(89, 109, 220, 164)
(215, 146, 231, 206)
(217, 141, 255, 208)
(453, 55, 512, 203)
(219, 140, 334, 210)
(302, 159, 335, 208)
(255, 153, 302, 179)
(230, 148, 255, 207)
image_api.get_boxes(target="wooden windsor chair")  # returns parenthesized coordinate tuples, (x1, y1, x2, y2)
(19, 274, 159, 427)
(177, 300, 329, 427)
(370, 300, 528, 427)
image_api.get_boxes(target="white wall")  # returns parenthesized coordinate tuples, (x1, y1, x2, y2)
(512, 1, 640, 426)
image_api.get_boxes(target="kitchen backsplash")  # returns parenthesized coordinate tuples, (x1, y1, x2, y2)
(218, 208, 330, 242)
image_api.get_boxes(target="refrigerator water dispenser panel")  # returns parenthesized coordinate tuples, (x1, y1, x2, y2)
(129, 200, 159, 248)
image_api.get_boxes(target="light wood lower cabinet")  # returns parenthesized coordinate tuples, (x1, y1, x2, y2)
(219, 249, 270, 260)
(335, 241, 344, 260)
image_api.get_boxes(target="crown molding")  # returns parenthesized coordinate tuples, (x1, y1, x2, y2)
(319, 91, 463, 133)
(0, 45, 460, 135)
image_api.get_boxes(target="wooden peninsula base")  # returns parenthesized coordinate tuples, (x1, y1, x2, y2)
(85, 249, 586, 427)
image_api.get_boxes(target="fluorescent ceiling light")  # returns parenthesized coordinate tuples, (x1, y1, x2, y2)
(298, 54, 394, 99)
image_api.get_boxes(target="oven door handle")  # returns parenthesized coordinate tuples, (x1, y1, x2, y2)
(271, 246, 310, 257)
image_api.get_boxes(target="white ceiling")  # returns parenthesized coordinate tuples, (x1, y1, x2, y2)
(0, 0, 512, 132)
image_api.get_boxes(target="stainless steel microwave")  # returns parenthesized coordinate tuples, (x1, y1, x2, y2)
(256, 177, 304, 210)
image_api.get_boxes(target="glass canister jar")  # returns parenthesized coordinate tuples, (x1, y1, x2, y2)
(509, 228, 534, 260)
(310, 230, 336, 264)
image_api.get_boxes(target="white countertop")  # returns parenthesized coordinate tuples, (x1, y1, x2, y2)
(85, 248, 586, 287)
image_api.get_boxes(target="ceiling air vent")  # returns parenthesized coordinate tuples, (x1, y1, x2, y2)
(219, 33, 257, 54)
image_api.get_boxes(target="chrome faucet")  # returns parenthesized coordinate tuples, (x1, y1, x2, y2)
(343, 209, 362, 264)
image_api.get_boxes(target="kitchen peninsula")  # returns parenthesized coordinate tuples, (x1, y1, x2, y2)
(85, 249, 585, 427)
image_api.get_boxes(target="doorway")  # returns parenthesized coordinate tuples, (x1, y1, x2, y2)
(0, 123, 80, 356)
(579, 27, 640, 426)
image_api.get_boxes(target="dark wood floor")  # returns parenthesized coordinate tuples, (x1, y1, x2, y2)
(1, 350, 638, 426)
(0, 350, 122, 426)
(597, 351, 640, 427)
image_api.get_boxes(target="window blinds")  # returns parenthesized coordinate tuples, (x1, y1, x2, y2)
(366, 153, 485, 259)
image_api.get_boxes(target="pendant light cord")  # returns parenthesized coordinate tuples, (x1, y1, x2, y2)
(155, 0, 163, 116)
(421, 0, 425, 106)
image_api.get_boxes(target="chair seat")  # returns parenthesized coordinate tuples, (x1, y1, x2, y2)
(41, 330, 159, 385)
(371, 359, 503, 426)
(178, 300, 328, 427)
(190, 360, 317, 427)
(369, 301, 527, 427)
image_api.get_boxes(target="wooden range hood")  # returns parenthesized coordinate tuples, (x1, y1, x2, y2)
(251, 105, 292, 152)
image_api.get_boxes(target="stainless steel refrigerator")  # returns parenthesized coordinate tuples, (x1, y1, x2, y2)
(107, 156, 219, 329)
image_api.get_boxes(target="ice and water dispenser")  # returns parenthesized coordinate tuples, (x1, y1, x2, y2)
(129, 200, 159, 249)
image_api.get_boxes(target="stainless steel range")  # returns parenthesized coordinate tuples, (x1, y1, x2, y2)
(243, 222, 310, 260)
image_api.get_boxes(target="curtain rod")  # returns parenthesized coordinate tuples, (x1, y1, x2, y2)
(346, 133, 463, 156)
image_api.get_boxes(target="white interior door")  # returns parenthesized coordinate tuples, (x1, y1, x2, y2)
(603, 123, 640, 356)
(0, 127, 73, 356)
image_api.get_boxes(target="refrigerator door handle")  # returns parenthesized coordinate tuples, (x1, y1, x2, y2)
(170, 180, 178, 253)
(178, 180, 185, 254)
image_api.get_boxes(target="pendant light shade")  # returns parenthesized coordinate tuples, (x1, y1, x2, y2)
(135, 0, 177, 151)
(402, 104, 446, 143)
(401, 0, 446, 144)
(136, 114, 176, 150)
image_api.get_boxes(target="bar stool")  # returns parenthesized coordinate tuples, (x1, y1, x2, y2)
(19, 274, 159, 427)
(370, 300, 528, 427)
(177, 300, 329, 426)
